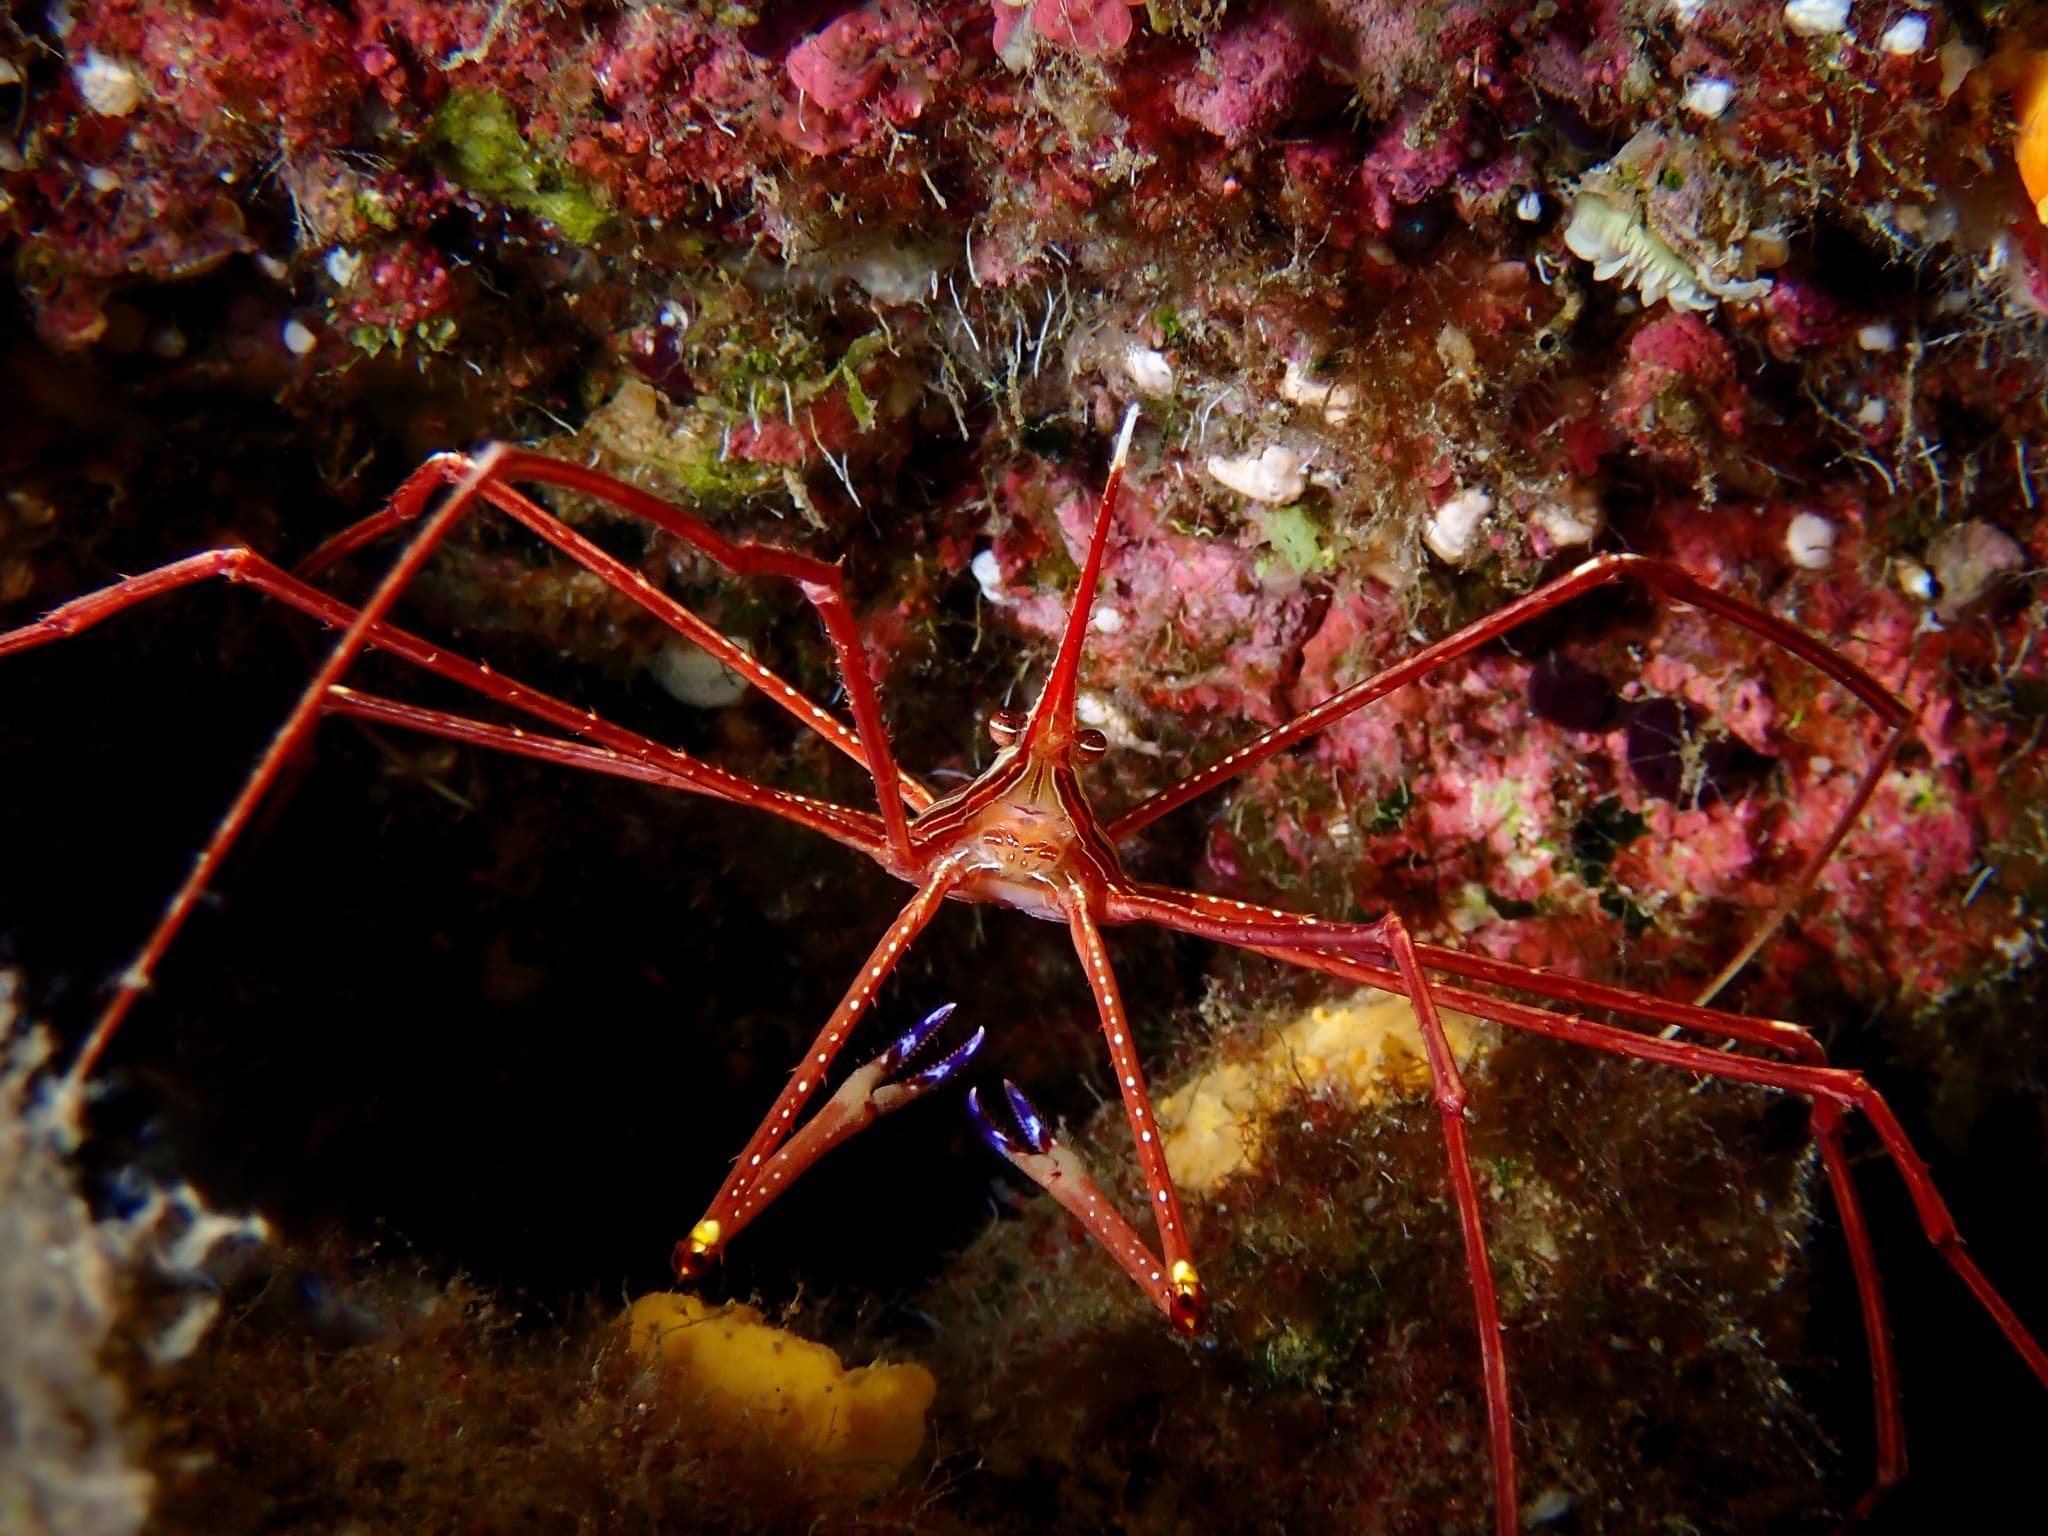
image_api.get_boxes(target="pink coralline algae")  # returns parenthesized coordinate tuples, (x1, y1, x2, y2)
(1605, 312, 1751, 473)
(1170, 7, 1318, 147)
(992, 0, 1138, 60)
(778, 2, 950, 156)
(991, 460, 1319, 727)
(1357, 99, 1474, 230)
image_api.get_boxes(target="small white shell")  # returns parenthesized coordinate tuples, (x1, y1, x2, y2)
(74, 50, 145, 117)
(1682, 78, 1736, 120)
(1879, 15, 1927, 55)
(1206, 443, 1311, 504)
(1424, 488, 1493, 564)
(970, 547, 1011, 606)
(1122, 345, 1176, 397)
(1532, 485, 1604, 550)
(1278, 360, 1358, 424)
(1785, 511, 1836, 570)
(1783, 0, 1851, 39)
(325, 248, 364, 287)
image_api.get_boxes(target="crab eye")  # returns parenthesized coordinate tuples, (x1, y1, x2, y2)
(1073, 728, 1108, 762)
(988, 709, 1026, 746)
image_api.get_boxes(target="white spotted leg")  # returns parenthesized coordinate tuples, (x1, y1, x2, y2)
(971, 900, 1205, 1335)
(674, 868, 966, 1276)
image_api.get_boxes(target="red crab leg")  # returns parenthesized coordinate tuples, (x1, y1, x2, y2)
(1103, 551, 1914, 1003)
(1222, 922, 2045, 1515)
(1270, 944, 2048, 1380)
(1121, 881, 1907, 1498)
(675, 867, 964, 1275)
(1151, 892, 2047, 1516)
(2, 538, 903, 1085)
(9, 457, 519, 1090)
(969, 1079, 1192, 1325)
(695, 1000, 984, 1260)
(321, 687, 886, 856)
(1375, 913, 1518, 1536)
(1068, 899, 1205, 1331)
(0, 551, 888, 852)
(963, 898, 1207, 1334)
(298, 450, 934, 838)
(1021, 404, 1139, 753)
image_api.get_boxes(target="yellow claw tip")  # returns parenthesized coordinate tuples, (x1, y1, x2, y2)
(1167, 1261, 1207, 1337)
(673, 1219, 724, 1279)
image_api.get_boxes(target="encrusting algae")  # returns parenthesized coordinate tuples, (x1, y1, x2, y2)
(626, 1292, 935, 1499)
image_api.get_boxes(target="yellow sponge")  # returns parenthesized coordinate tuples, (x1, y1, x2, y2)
(1157, 990, 1488, 1194)
(627, 1292, 935, 1498)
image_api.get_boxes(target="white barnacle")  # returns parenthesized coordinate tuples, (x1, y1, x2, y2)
(1785, 511, 1837, 570)
(1425, 487, 1493, 565)
(1122, 344, 1175, 397)
(74, 50, 145, 117)
(281, 318, 318, 356)
(1682, 78, 1737, 120)
(1784, 0, 1852, 39)
(1277, 360, 1358, 424)
(1206, 442, 1310, 504)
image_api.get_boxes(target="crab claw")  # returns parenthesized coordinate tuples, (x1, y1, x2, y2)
(675, 1004, 980, 1281)
(877, 1001, 958, 1074)
(874, 1002, 985, 1100)
(867, 1006, 983, 1116)
(967, 1078, 1054, 1159)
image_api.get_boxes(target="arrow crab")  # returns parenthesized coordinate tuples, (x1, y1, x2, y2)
(4, 404, 2043, 1531)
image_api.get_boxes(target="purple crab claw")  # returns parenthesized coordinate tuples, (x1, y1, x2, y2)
(878, 1001, 960, 1075)
(909, 1024, 985, 1091)
(967, 1078, 1054, 1159)
(861, 1004, 980, 1117)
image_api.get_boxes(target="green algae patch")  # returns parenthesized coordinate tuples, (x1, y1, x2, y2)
(428, 89, 608, 245)
(1256, 503, 1336, 577)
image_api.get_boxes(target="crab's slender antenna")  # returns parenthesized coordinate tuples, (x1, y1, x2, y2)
(1024, 403, 1139, 749)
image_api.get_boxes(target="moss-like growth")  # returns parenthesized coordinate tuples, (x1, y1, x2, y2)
(428, 89, 609, 245)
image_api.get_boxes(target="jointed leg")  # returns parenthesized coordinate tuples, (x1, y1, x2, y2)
(1104, 552, 1916, 1003)
(322, 687, 886, 853)
(3, 438, 959, 1084)
(296, 449, 935, 849)
(967, 900, 1207, 1333)
(1258, 937, 2048, 1507)
(1121, 879, 1909, 1501)
(675, 869, 963, 1275)
(3, 536, 902, 1086)
(17, 457, 502, 1090)
(1376, 913, 1517, 1536)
